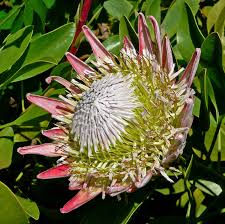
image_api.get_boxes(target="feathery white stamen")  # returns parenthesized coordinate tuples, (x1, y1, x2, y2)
(71, 74, 138, 155)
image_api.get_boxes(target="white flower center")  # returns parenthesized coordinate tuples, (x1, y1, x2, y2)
(71, 74, 138, 156)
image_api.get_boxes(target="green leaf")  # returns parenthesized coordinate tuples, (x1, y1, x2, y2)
(185, 3, 204, 47)
(29, 0, 47, 31)
(0, 181, 28, 224)
(119, 16, 138, 49)
(0, 5, 22, 30)
(103, 35, 121, 55)
(23, 0, 34, 26)
(0, 26, 33, 74)
(162, 0, 185, 38)
(199, 69, 210, 131)
(193, 189, 206, 217)
(184, 155, 194, 181)
(204, 114, 225, 161)
(193, 96, 201, 118)
(0, 127, 14, 169)
(185, 0, 200, 15)
(0, 23, 75, 86)
(13, 106, 50, 142)
(23, 22, 75, 65)
(103, 0, 133, 20)
(215, 4, 225, 38)
(42, 0, 56, 9)
(201, 33, 223, 68)
(177, 192, 189, 208)
(194, 180, 222, 196)
(11, 61, 56, 83)
(145, 0, 161, 24)
(207, 0, 225, 33)
(16, 196, 40, 220)
(200, 33, 225, 114)
(87, 5, 103, 26)
(11, 7, 25, 32)
(50, 61, 71, 78)
(176, 3, 195, 61)
(120, 201, 143, 224)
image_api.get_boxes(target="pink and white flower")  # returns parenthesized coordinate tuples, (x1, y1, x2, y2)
(18, 14, 201, 213)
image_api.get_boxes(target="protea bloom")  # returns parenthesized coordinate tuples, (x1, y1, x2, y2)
(17, 14, 201, 213)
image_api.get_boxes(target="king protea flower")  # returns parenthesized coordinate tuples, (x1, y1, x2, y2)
(17, 14, 201, 213)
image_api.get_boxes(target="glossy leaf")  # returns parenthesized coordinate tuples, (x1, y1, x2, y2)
(23, 0, 34, 26)
(204, 114, 225, 161)
(185, 0, 200, 15)
(16, 196, 40, 220)
(0, 26, 33, 74)
(176, 3, 195, 61)
(0, 181, 28, 224)
(13, 104, 51, 142)
(199, 69, 210, 131)
(29, 0, 47, 30)
(119, 16, 138, 49)
(23, 22, 75, 65)
(42, 0, 56, 9)
(145, 0, 161, 24)
(214, 5, 225, 38)
(185, 3, 204, 47)
(201, 33, 225, 114)
(0, 23, 75, 86)
(194, 180, 222, 196)
(0, 6, 22, 30)
(201, 33, 223, 68)
(193, 189, 206, 217)
(2, 61, 56, 86)
(0, 127, 14, 169)
(162, 0, 185, 38)
(207, 0, 225, 33)
(103, 0, 133, 20)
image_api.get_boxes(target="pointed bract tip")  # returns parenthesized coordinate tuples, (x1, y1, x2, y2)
(37, 164, 70, 179)
(81, 24, 113, 61)
(60, 188, 101, 213)
(138, 12, 153, 56)
(180, 47, 201, 87)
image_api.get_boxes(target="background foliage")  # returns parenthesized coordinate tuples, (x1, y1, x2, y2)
(0, 0, 225, 223)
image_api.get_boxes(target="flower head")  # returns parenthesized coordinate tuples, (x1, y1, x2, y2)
(17, 14, 201, 213)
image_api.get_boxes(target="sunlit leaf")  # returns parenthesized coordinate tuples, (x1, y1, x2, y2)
(0, 127, 14, 169)
(185, 0, 200, 15)
(206, 0, 225, 33)
(145, 0, 161, 24)
(162, 0, 185, 38)
(0, 181, 28, 224)
(193, 179, 222, 196)
(0, 23, 75, 86)
(0, 26, 33, 74)
(103, 0, 133, 20)
(119, 16, 138, 49)
(16, 196, 40, 220)
(0, 6, 22, 30)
